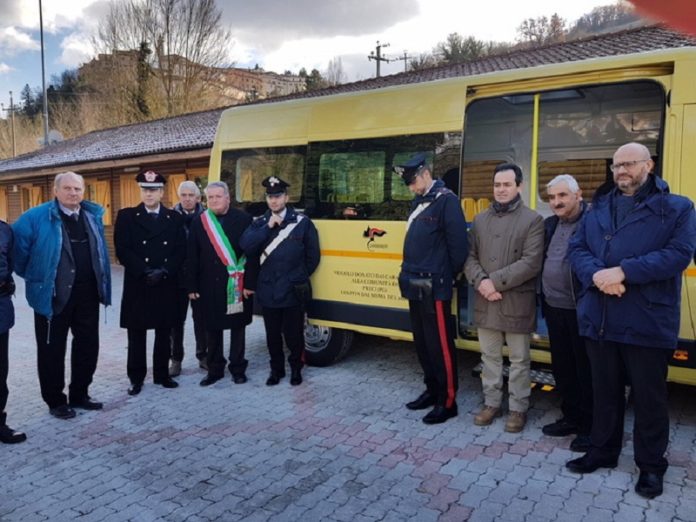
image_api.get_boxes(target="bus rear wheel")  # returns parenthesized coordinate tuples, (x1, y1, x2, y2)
(304, 324, 353, 367)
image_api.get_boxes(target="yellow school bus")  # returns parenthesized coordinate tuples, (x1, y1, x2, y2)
(208, 47, 696, 385)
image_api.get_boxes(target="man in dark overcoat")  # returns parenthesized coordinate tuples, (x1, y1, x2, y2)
(240, 176, 320, 386)
(566, 142, 696, 499)
(114, 170, 186, 395)
(187, 181, 259, 386)
(169, 180, 207, 376)
(0, 219, 26, 443)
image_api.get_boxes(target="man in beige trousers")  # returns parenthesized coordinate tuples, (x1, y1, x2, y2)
(464, 163, 544, 432)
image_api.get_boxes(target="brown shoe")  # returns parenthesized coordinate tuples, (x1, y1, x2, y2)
(505, 411, 527, 433)
(474, 405, 502, 426)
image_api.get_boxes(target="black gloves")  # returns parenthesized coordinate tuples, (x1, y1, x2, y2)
(144, 268, 168, 286)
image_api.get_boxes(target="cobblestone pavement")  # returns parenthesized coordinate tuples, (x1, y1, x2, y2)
(2, 265, 696, 522)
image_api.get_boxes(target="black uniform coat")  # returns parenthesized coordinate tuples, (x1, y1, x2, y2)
(187, 207, 259, 331)
(114, 204, 186, 329)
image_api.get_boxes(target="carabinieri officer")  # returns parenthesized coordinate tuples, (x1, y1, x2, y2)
(396, 153, 468, 424)
(114, 170, 186, 395)
(240, 176, 320, 386)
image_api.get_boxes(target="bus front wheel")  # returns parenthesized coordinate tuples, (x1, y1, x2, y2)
(304, 324, 353, 367)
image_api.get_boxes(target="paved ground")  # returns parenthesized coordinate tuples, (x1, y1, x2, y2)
(1, 266, 696, 522)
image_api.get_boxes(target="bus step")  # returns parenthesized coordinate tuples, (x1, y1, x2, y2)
(471, 363, 556, 391)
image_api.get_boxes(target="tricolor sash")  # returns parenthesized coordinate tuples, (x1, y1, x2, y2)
(201, 209, 246, 315)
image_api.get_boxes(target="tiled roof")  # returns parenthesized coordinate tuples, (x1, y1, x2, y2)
(0, 108, 223, 174)
(1, 24, 694, 175)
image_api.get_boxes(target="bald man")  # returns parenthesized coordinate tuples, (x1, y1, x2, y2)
(566, 143, 696, 499)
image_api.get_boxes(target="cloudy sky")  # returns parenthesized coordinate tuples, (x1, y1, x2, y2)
(0, 0, 642, 113)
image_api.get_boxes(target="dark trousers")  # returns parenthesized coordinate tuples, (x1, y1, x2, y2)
(127, 328, 171, 384)
(409, 299, 458, 408)
(586, 339, 672, 473)
(34, 286, 100, 408)
(0, 332, 8, 426)
(170, 291, 207, 362)
(544, 303, 593, 434)
(206, 328, 248, 378)
(262, 305, 305, 374)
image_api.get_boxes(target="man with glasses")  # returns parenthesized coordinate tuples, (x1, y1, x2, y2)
(395, 153, 468, 425)
(566, 142, 696, 499)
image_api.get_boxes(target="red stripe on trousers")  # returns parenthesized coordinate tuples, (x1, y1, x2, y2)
(435, 300, 455, 408)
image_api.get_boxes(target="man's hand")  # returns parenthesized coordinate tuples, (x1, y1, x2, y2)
(243, 289, 255, 299)
(268, 214, 283, 228)
(477, 278, 498, 300)
(144, 268, 167, 286)
(188, 292, 200, 300)
(487, 291, 503, 302)
(592, 266, 625, 292)
(601, 283, 626, 297)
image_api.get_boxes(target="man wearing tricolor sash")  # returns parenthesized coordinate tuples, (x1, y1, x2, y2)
(241, 176, 320, 387)
(187, 181, 259, 386)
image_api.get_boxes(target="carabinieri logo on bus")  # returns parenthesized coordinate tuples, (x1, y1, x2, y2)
(363, 226, 387, 251)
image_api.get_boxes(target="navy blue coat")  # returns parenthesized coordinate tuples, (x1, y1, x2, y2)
(399, 180, 468, 301)
(0, 220, 14, 334)
(568, 176, 696, 349)
(240, 207, 320, 308)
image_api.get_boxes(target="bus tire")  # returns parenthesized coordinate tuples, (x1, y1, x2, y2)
(304, 324, 353, 367)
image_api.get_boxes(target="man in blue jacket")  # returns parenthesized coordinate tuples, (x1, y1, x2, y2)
(13, 172, 111, 419)
(566, 142, 696, 499)
(0, 219, 26, 443)
(240, 176, 320, 386)
(396, 153, 468, 424)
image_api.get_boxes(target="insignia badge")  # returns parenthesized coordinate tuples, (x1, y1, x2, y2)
(144, 171, 157, 182)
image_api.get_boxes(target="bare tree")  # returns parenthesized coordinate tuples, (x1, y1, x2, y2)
(93, 0, 232, 116)
(569, 1, 641, 38)
(408, 52, 439, 71)
(517, 13, 567, 47)
(324, 57, 346, 87)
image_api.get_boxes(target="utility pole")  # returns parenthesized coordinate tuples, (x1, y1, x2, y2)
(39, 0, 49, 147)
(1, 91, 17, 157)
(399, 51, 413, 72)
(368, 41, 391, 78)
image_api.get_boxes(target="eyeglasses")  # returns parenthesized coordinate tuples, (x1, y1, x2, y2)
(609, 159, 649, 172)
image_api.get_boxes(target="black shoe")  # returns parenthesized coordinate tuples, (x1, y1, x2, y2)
(232, 374, 247, 384)
(635, 471, 664, 499)
(200, 375, 223, 386)
(406, 391, 436, 411)
(49, 404, 77, 419)
(570, 434, 592, 453)
(128, 382, 143, 396)
(566, 453, 618, 473)
(422, 404, 458, 425)
(0, 425, 27, 444)
(266, 371, 285, 386)
(542, 418, 579, 437)
(290, 369, 302, 386)
(69, 397, 104, 410)
(154, 377, 179, 388)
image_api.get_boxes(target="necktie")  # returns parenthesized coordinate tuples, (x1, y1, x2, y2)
(71, 213, 79, 222)
(149, 212, 158, 220)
